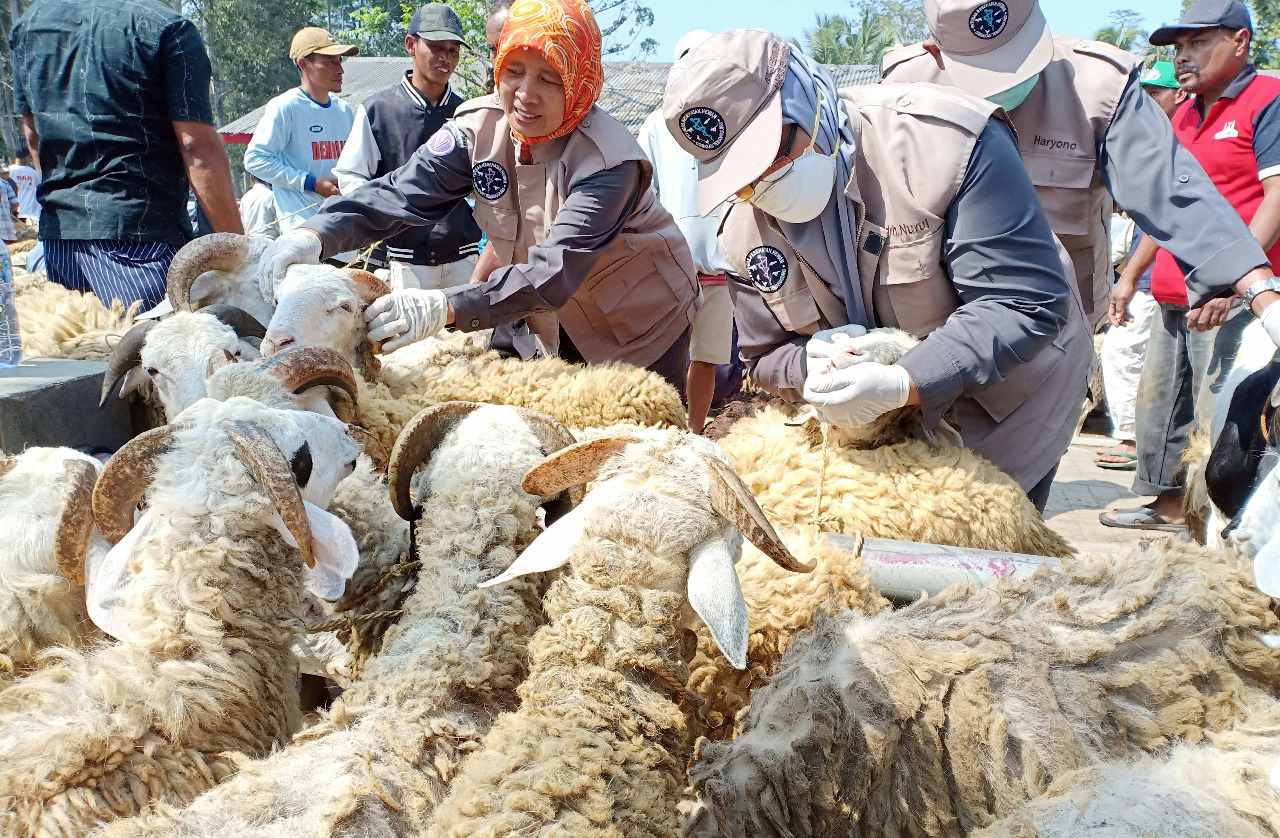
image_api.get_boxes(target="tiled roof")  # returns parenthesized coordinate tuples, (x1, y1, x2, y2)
(219, 57, 880, 141)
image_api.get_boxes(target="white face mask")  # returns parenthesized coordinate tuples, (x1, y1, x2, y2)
(746, 95, 837, 224)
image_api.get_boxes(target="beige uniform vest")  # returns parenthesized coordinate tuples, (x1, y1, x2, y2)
(453, 98, 701, 368)
(719, 83, 1092, 487)
(882, 36, 1139, 325)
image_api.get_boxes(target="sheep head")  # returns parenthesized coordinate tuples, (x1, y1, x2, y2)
(0, 447, 102, 588)
(480, 430, 810, 669)
(262, 264, 390, 375)
(158, 232, 275, 325)
(99, 307, 266, 418)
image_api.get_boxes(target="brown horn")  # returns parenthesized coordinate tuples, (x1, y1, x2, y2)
(167, 233, 252, 311)
(99, 320, 157, 407)
(257, 346, 360, 421)
(702, 455, 812, 573)
(520, 436, 642, 500)
(202, 304, 267, 340)
(388, 402, 483, 521)
(224, 420, 315, 568)
(513, 408, 585, 507)
(92, 425, 182, 546)
(344, 269, 391, 304)
(0, 456, 17, 480)
(54, 459, 98, 585)
(347, 425, 389, 472)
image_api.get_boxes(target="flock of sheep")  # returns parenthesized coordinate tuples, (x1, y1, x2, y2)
(2, 232, 1280, 837)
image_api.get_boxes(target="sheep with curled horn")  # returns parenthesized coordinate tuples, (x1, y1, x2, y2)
(91, 402, 584, 838)
(160, 232, 275, 325)
(0, 397, 364, 838)
(425, 429, 809, 837)
(0, 448, 105, 683)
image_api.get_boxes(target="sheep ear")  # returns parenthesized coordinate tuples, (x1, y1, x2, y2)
(687, 527, 749, 670)
(118, 366, 150, 398)
(1254, 536, 1280, 598)
(136, 298, 173, 320)
(269, 500, 359, 601)
(478, 501, 590, 588)
(187, 272, 224, 308)
(86, 509, 155, 642)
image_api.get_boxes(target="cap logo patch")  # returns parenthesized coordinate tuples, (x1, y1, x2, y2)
(426, 126, 458, 156)
(746, 246, 788, 293)
(969, 0, 1009, 39)
(473, 161, 509, 201)
(1142, 67, 1160, 82)
(679, 107, 727, 150)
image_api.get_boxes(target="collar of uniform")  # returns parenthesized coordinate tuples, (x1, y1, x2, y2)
(399, 71, 450, 109)
(1195, 63, 1257, 118)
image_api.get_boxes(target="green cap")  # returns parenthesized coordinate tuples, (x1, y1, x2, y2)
(1140, 61, 1180, 90)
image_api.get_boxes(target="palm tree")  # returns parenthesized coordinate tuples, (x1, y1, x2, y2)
(801, 10, 897, 65)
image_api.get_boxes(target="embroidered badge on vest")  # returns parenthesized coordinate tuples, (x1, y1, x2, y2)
(680, 108, 727, 150)
(426, 125, 461, 156)
(746, 245, 788, 293)
(969, 1, 1008, 39)
(473, 161, 509, 200)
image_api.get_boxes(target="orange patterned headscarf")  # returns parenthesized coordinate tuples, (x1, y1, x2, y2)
(494, 0, 604, 148)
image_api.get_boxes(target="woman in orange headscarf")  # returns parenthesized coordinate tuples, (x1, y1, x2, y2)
(259, 0, 703, 394)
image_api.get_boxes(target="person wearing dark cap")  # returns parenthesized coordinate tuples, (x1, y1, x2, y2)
(1099, 0, 1280, 531)
(882, 0, 1280, 344)
(334, 4, 481, 291)
(663, 29, 1093, 510)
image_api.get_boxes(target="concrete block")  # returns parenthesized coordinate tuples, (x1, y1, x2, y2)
(0, 359, 135, 453)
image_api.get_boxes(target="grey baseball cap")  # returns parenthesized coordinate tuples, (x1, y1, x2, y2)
(1149, 0, 1253, 46)
(409, 3, 466, 43)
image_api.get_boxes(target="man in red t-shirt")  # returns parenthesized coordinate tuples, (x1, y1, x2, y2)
(1104, 0, 1280, 532)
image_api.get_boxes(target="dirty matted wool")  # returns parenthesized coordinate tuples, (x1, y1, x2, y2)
(975, 694, 1280, 838)
(687, 540, 1280, 838)
(715, 405, 1073, 558)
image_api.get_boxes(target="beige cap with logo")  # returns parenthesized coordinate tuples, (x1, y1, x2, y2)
(289, 27, 359, 61)
(662, 29, 791, 216)
(925, 0, 1053, 98)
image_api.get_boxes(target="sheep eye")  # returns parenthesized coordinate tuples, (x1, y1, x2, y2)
(144, 366, 158, 377)
(290, 442, 312, 488)
(335, 302, 354, 314)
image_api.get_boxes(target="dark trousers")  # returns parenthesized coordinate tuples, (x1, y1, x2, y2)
(1133, 300, 1248, 497)
(45, 239, 176, 310)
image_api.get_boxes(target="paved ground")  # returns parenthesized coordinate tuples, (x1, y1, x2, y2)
(1043, 430, 1159, 553)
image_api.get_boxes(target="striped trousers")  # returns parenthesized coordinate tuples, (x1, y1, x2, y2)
(44, 240, 176, 310)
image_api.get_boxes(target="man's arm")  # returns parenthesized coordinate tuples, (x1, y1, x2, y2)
(1100, 73, 1272, 309)
(173, 121, 242, 234)
(333, 104, 379, 194)
(20, 115, 39, 175)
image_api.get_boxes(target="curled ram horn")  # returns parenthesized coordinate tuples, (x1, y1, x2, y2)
(99, 320, 157, 407)
(700, 455, 810, 573)
(520, 436, 642, 500)
(167, 233, 253, 312)
(256, 345, 360, 423)
(92, 424, 184, 546)
(54, 459, 99, 586)
(388, 402, 483, 521)
(201, 304, 268, 340)
(513, 407, 584, 518)
(223, 420, 315, 568)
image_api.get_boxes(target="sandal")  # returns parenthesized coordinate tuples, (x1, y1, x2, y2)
(1099, 506, 1186, 532)
(1094, 451, 1137, 470)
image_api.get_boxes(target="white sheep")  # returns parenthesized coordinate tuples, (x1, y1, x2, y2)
(91, 402, 580, 838)
(156, 232, 276, 325)
(0, 397, 362, 838)
(0, 448, 103, 681)
(684, 539, 1280, 838)
(426, 429, 810, 837)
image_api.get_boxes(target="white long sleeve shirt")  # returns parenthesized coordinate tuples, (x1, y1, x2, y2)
(238, 182, 279, 239)
(333, 104, 378, 195)
(244, 88, 353, 233)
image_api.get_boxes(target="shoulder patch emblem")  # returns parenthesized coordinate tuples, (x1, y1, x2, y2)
(968, 0, 1008, 40)
(679, 107, 727, 151)
(472, 161, 509, 201)
(746, 245, 788, 293)
(426, 125, 460, 156)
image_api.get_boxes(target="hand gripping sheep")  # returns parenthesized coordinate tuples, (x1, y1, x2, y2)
(0, 398, 362, 838)
(92, 402, 583, 838)
(426, 430, 811, 837)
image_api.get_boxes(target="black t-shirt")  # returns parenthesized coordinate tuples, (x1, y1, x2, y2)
(12, 0, 215, 245)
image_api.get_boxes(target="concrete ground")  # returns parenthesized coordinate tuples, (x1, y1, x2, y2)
(1043, 430, 1165, 553)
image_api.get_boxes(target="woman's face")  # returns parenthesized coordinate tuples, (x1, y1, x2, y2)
(498, 47, 567, 138)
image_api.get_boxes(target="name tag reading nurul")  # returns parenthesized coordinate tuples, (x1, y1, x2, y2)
(863, 231, 884, 255)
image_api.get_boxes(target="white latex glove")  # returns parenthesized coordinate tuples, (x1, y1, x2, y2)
(803, 362, 911, 428)
(258, 230, 322, 302)
(364, 289, 449, 352)
(805, 325, 869, 373)
(1262, 301, 1280, 349)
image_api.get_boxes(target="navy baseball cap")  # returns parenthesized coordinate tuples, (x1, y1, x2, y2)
(1149, 0, 1253, 46)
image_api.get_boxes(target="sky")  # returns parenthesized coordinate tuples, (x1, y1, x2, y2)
(637, 0, 1176, 62)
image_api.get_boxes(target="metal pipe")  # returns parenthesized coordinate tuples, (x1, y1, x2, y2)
(825, 533, 1060, 601)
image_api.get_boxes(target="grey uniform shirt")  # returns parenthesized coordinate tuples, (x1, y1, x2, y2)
(736, 119, 1071, 429)
(1101, 71, 1270, 307)
(304, 132, 644, 332)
